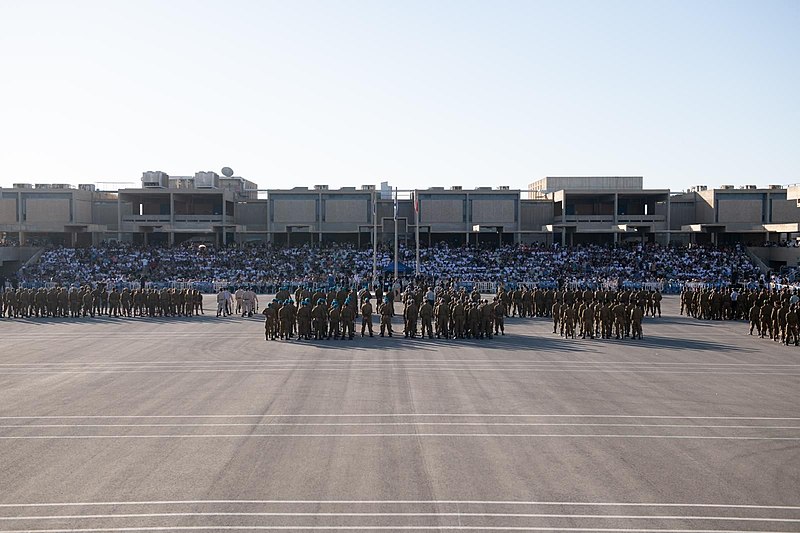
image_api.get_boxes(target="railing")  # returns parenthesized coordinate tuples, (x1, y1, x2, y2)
(554, 215, 666, 223)
(617, 215, 666, 223)
(122, 215, 171, 223)
(122, 215, 233, 224)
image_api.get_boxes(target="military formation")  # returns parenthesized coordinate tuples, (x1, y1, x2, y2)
(1, 286, 204, 319)
(499, 285, 657, 340)
(256, 284, 657, 342)
(260, 285, 383, 341)
(682, 286, 800, 346)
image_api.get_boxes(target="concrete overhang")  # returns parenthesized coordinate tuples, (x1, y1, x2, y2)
(763, 223, 800, 233)
(681, 224, 725, 233)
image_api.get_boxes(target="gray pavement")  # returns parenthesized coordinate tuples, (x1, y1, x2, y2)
(0, 295, 798, 532)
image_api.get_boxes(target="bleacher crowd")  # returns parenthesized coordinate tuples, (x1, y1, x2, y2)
(13, 241, 760, 290)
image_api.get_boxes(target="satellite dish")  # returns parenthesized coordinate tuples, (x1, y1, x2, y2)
(221, 167, 234, 177)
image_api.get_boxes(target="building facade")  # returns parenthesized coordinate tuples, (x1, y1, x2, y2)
(1, 173, 798, 248)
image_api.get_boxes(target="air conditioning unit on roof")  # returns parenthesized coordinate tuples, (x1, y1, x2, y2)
(497, 185, 510, 190)
(769, 184, 783, 190)
(720, 185, 735, 190)
(450, 186, 462, 190)
(314, 185, 329, 190)
(194, 171, 220, 189)
(142, 171, 169, 188)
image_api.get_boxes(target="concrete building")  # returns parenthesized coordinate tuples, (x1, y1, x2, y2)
(0, 184, 108, 246)
(1, 172, 798, 251)
(675, 184, 800, 245)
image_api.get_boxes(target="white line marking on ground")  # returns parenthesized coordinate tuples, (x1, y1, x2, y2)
(0, 512, 797, 522)
(1, 423, 798, 429)
(0, 434, 797, 440)
(0, 360, 796, 366)
(0, 501, 796, 510)
(1, 415, 797, 420)
(0, 369, 797, 375)
(0, 526, 795, 532)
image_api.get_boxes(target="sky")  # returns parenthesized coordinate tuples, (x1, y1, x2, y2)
(0, 0, 798, 192)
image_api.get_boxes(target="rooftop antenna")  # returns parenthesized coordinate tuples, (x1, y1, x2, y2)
(221, 167, 234, 177)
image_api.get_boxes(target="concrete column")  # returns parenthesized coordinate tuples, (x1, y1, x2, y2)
(221, 195, 227, 246)
(117, 194, 122, 242)
(169, 193, 175, 246)
(318, 192, 323, 247)
(666, 194, 672, 245)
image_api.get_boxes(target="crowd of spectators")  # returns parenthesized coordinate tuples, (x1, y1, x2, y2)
(15, 241, 761, 290)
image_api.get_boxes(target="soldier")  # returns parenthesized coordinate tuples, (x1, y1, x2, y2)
(109, 288, 121, 317)
(340, 298, 355, 340)
(770, 301, 782, 343)
(465, 302, 479, 339)
(379, 296, 393, 337)
(630, 304, 644, 340)
(263, 300, 278, 341)
(174, 288, 185, 317)
(82, 288, 94, 318)
(312, 298, 328, 340)
(522, 288, 533, 318)
(652, 289, 662, 318)
(419, 299, 433, 339)
(57, 287, 68, 317)
(581, 303, 595, 339)
(296, 299, 312, 340)
(551, 299, 561, 334)
(234, 287, 244, 315)
(216, 288, 226, 317)
(562, 304, 576, 339)
(34, 288, 46, 318)
(328, 300, 341, 340)
(404, 298, 418, 338)
(599, 300, 612, 339)
(452, 298, 465, 339)
(278, 299, 294, 340)
(612, 299, 626, 340)
(434, 297, 449, 339)
(360, 297, 374, 338)
(493, 296, 506, 336)
(785, 305, 799, 346)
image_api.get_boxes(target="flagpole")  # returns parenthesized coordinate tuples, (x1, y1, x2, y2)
(394, 187, 399, 282)
(415, 190, 420, 277)
(372, 189, 377, 287)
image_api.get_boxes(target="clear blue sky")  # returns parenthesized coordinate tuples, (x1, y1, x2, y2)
(0, 0, 797, 191)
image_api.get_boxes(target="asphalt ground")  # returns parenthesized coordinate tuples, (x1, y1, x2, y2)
(0, 295, 798, 532)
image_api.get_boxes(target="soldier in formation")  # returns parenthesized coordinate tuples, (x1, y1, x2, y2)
(681, 285, 799, 347)
(545, 286, 655, 341)
(2, 286, 204, 319)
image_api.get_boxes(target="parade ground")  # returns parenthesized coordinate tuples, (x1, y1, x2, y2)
(0, 295, 798, 532)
